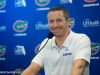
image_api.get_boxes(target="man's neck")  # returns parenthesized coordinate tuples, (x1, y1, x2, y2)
(55, 30, 70, 48)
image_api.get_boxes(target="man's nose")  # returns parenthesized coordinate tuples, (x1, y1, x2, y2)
(54, 21, 58, 27)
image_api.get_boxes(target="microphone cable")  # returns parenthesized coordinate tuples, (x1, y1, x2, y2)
(21, 32, 54, 73)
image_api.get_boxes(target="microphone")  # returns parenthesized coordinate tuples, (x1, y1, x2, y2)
(48, 32, 54, 39)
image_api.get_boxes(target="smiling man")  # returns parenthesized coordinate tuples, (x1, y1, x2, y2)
(22, 6, 91, 75)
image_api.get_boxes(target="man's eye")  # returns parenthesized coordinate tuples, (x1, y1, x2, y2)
(57, 20, 62, 22)
(49, 20, 54, 23)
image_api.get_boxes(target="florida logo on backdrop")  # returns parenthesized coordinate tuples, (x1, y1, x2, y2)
(0, 45, 6, 56)
(0, 0, 6, 9)
(15, 0, 26, 7)
(0, 25, 6, 32)
(14, 45, 26, 55)
(91, 42, 100, 55)
(13, 20, 28, 33)
(35, 0, 50, 6)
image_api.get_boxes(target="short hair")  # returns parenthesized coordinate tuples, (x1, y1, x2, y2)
(48, 6, 70, 20)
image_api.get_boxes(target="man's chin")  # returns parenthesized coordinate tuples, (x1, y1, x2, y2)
(54, 34, 60, 37)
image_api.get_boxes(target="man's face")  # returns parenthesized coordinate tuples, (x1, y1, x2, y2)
(47, 10, 70, 37)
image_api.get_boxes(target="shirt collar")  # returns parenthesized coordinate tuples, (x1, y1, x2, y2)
(51, 37, 57, 48)
(62, 30, 73, 48)
(51, 30, 74, 49)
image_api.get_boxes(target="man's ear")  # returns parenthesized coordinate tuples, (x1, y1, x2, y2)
(67, 18, 71, 28)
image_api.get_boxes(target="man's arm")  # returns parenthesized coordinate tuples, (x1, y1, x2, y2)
(22, 62, 42, 75)
(70, 59, 88, 75)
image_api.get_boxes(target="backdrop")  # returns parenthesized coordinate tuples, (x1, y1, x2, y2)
(0, 0, 100, 75)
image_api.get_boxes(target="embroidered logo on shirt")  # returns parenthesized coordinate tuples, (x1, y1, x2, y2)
(63, 49, 72, 56)
(63, 52, 72, 56)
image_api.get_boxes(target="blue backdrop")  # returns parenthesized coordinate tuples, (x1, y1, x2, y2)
(0, 0, 100, 75)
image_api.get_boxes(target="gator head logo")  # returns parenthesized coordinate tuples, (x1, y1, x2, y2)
(13, 20, 28, 33)
(35, 0, 50, 6)
(0, 0, 6, 9)
(35, 44, 41, 54)
(0, 45, 6, 56)
(91, 42, 100, 55)
(84, 0, 96, 3)
(70, 18, 75, 28)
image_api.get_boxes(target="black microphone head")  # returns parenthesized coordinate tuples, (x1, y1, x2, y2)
(48, 32, 54, 39)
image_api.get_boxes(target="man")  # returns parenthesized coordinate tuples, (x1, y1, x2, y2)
(22, 6, 91, 75)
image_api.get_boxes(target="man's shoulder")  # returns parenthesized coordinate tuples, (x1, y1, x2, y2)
(71, 31, 90, 42)
(72, 31, 88, 39)
(40, 38, 52, 48)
